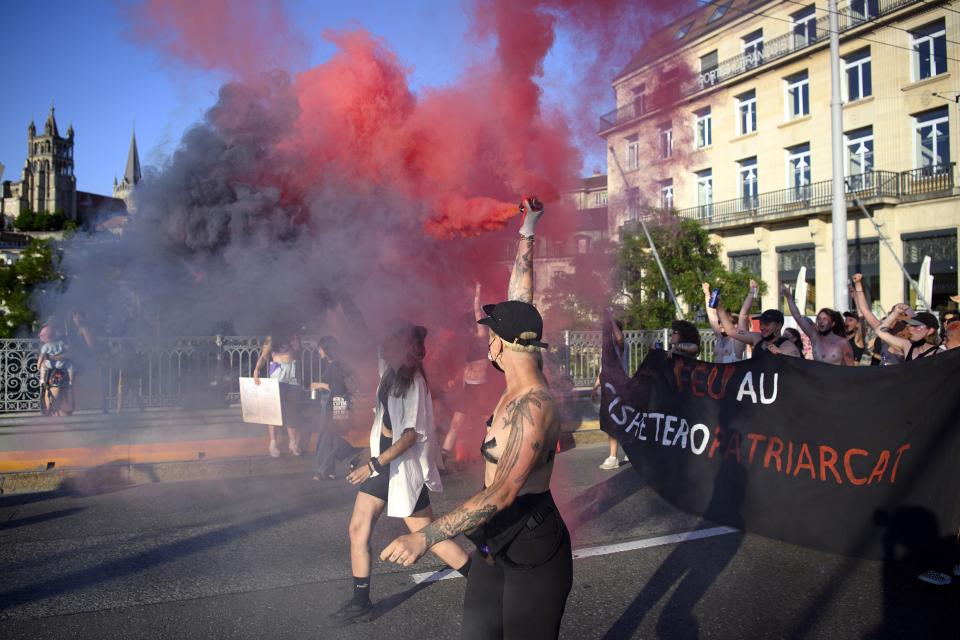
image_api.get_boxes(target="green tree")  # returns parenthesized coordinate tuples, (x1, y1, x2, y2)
(617, 216, 766, 329)
(12, 209, 69, 232)
(0, 239, 64, 337)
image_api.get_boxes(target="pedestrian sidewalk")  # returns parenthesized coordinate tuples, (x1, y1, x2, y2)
(0, 405, 605, 493)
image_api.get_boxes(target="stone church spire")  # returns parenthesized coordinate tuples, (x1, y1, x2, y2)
(124, 129, 142, 186)
(44, 103, 59, 137)
(113, 125, 141, 212)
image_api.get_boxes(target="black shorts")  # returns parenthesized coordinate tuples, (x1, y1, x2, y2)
(357, 433, 431, 514)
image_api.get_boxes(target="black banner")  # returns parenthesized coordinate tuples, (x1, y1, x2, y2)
(600, 329, 960, 561)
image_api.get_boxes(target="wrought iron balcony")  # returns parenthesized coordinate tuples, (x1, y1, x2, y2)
(669, 165, 954, 228)
(600, 0, 922, 132)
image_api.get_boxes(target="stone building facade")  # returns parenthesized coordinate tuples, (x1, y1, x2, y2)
(600, 0, 959, 315)
(1, 106, 77, 221)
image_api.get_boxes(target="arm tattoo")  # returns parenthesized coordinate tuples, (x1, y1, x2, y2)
(419, 388, 553, 547)
(507, 237, 534, 303)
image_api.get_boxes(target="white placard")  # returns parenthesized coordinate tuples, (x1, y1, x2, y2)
(239, 377, 283, 425)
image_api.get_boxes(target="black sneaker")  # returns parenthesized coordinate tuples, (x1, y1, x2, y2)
(329, 599, 373, 626)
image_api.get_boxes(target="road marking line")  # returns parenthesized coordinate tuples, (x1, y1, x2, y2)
(571, 526, 738, 559)
(409, 526, 739, 584)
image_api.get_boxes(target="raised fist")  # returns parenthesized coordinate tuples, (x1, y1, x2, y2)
(780, 283, 792, 297)
(518, 198, 544, 237)
(852, 273, 863, 285)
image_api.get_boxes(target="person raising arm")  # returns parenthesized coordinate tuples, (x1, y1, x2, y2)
(380, 198, 572, 640)
(781, 283, 854, 365)
(874, 303, 940, 361)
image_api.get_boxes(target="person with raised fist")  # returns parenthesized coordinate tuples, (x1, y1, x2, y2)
(380, 198, 572, 639)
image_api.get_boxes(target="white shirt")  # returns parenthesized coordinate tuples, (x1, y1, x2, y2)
(369, 360, 442, 517)
(713, 335, 739, 363)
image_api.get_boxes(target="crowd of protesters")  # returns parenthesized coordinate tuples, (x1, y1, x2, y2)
(689, 274, 959, 366)
(590, 275, 959, 587)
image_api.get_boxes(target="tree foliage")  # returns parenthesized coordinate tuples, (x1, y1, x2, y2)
(12, 209, 75, 232)
(0, 239, 64, 337)
(616, 216, 766, 329)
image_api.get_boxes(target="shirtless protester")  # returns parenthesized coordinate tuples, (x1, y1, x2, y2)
(381, 198, 572, 640)
(781, 283, 855, 365)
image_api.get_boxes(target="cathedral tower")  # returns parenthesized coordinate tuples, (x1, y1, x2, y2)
(23, 104, 77, 218)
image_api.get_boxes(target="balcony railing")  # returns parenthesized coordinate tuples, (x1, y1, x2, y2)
(599, 0, 921, 131)
(668, 166, 952, 227)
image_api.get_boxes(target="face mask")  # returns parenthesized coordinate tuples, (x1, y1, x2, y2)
(488, 338, 504, 373)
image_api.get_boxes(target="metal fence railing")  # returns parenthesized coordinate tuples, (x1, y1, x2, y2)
(0, 336, 326, 413)
(669, 165, 954, 228)
(554, 329, 719, 389)
(1, 330, 720, 412)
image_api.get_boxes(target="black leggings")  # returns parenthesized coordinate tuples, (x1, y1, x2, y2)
(461, 497, 572, 640)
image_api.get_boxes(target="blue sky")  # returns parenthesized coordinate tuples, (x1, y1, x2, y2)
(0, 0, 606, 195)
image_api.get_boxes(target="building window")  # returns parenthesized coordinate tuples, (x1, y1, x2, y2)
(849, 0, 879, 23)
(700, 50, 719, 88)
(846, 126, 874, 189)
(914, 107, 950, 170)
(676, 21, 694, 40)
(738, 157, 759, 210)
(627, 187, 641, 220)
(730, 251, 761, 276)
(659, 179, 674, 210)
(785, 71, 810, 119)
(736, 90, 757, 135)
(632, 84, 647, 117)
(787, 143, 812, 200)
(743, 29, 764, 69)
(659, 124, 673, 159)
(843, 48, 871, 102)
(848, 239, 880, 306)
(626, 134, 640, 171)
(792, 5, 818, 47)
(777, 245, 816, 314)
(708, 0, 732, 23)
(696, 169, 713, 218)
(695, 107, 712, 148)
(911, 20, 947, 80)
(594, 190, 608, 207)
(903, 231, 958, 310)
(576, 236, 590, 254)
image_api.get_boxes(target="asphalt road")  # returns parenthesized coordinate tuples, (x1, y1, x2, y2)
(0, 445, 956, 639)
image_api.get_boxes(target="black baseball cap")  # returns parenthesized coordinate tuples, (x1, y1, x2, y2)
(478, 301, 549, 349)
(842, 311, 858, 320)
(905, 311, 939, 331)
(753, 309, 784, 324)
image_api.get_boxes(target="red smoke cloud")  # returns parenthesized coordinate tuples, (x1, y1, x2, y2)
(127, 0, 310, 77)
(127, 0, 695, 238)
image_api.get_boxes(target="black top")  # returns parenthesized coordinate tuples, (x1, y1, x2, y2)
(480, 414, 498, 464)
(378, 369, 395, 431)
(848, 337, 865, 361)
(320, 359, 349, 397)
